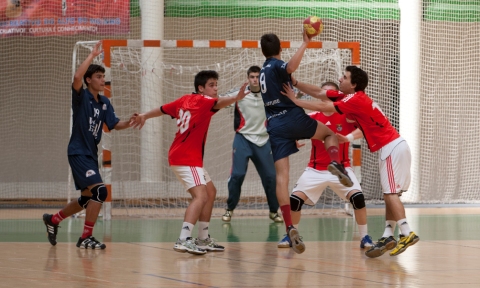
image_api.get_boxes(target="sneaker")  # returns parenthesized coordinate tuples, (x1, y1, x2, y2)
(195, 235, 225, 252)
(327, 161, 353, 187)
(269, 212, 283, 223)
(277, 234, 292, 248)
(390, 232, 420, 256)
(222, 209, 233, 222)
(365, 236, 397, 258)
(42, 214, 59, 246)
(76, 236, 106, 250)
(174, 237, 207, 255)
(287, 226, 305, 254)
(360, 235, 374, 249)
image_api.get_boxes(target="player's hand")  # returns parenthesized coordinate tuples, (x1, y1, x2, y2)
(281, 83, 296, 101)
(296, 140, 306, 148)
(130, 113, 146, 130)
(302, 29, 313, 42)
(90, 41, 103, 58)
(336, 133, 349, 144)
(235, 82, 250, 101)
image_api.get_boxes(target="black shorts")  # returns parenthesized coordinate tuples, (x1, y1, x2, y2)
(68, 155, 103, 190)
(268, 113, 317, 162)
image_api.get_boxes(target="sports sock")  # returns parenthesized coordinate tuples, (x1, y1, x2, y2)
(198, 221, 209, 240)
(51, 210, 66, 225)
(179, 222, 194, 240)
(382, 220, 396, 238)
(326, 146, 340, 163)
(358, 224, 368, 238)
(397, 218, 412, 237)
(81, 221, 95, 239)
(280, 205, 293, 229)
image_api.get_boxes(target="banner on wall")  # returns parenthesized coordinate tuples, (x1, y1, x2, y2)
(0, 0, 130, 37)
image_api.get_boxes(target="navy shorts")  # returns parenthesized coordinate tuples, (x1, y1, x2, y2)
(68, 155, 103, 190)
(268, 113, 317, 162)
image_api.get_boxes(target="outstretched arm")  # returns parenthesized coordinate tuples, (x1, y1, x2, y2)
(130, 108, 165, 130)
(337, 128, 363, 143)
(73, 41, 102, 92)
(213, 82, 249, 109)
(291, 75, 328, 100)
(113, 114, 137, 130)
(281, 83, 336, 113)
(286, 30, 313, 74)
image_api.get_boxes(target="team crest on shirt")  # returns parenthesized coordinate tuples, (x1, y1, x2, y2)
(102, 104, 107, 110)
(86, 170, 96, 177)
(336, 124, 343, 132)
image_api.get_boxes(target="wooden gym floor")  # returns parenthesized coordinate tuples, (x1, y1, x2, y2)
(1, 207, 480, 287)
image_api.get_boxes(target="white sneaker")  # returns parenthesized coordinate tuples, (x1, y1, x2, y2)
(195, 235, 225, 251)
(174, 237, 206, 255)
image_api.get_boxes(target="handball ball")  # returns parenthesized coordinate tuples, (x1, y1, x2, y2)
(303, 16, 323, 37)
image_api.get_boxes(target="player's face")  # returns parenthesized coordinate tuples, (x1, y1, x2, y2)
(198, 78, 218, 98)
(321, 84, 338, 92)
(87, 72, 105, 92)
(248, 72, 260, 90)
(338, 71, 355, 94)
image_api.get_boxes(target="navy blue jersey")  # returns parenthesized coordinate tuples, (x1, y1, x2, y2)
(259, 57, 306, 129)
(68, 87, 120, 157)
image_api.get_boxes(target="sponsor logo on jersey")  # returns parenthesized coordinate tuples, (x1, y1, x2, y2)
(325, 121, 331, 126)
(86, 170, 96, 177)
(102, 104, 107, 110)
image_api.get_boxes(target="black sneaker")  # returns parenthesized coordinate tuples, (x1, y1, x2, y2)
(327, 161, 353, 187)
(42, 214, 59, 246)
(76, 236, 106, 250)
(365, 236, 397, 258)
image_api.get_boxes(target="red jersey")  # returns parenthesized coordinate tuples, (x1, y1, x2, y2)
(308, 112, 356, 170)
(161, 94, 218, 167)
(328, 90, 400, 152)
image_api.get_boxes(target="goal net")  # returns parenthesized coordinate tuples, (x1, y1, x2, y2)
(72, 40, 358, 218)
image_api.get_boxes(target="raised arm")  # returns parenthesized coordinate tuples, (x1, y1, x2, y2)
(281, 83, 336, 113)
(130, 107, 165, 130)
(72, 41, 103, 92)
(286, 30, 312, 74)
(213, 82, 249, 109)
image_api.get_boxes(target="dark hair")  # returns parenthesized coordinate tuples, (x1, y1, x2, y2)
(321, 81, 339, 91)
(260, 33, 281, 58)
(345, 65, 368, 91)
(247, 65, 261, 76)
(194, 70, 219, 93)
(83, 64, 105, 86)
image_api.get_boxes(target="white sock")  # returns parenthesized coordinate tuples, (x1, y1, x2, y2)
(293, 223, 299, 230)
(198, 221, 209, 240)
(179, 222, 194, 240)
(358, 224, 368, 238)
(382, 220, 397, 238)
(397, 218, 411, 236)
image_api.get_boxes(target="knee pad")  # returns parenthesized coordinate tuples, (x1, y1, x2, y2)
(77, 195, 91, 209)
(90, 184, 108, 203)
(349, 192, 366, 210)
(290, 194, 305, 212)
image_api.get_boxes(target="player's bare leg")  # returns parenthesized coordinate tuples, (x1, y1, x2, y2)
(275, 160, 305, 254)
(346, 190, 373, 248)
(173, 185, 208, 255)
(195, 181, 224, 251)
(312, 122, 353, 187)
(75, 184, 106, 249)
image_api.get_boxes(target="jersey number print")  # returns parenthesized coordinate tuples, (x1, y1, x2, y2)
(177, 109, 191, 134)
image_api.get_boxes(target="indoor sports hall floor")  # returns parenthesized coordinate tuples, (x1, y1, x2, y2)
(1, 207, 480, 287)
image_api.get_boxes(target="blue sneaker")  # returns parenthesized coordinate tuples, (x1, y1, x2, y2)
(360, 235, 374, 249)
(277, 234, 291, 248)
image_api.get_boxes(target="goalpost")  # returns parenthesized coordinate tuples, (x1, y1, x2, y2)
(71, 39, 361, 219)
